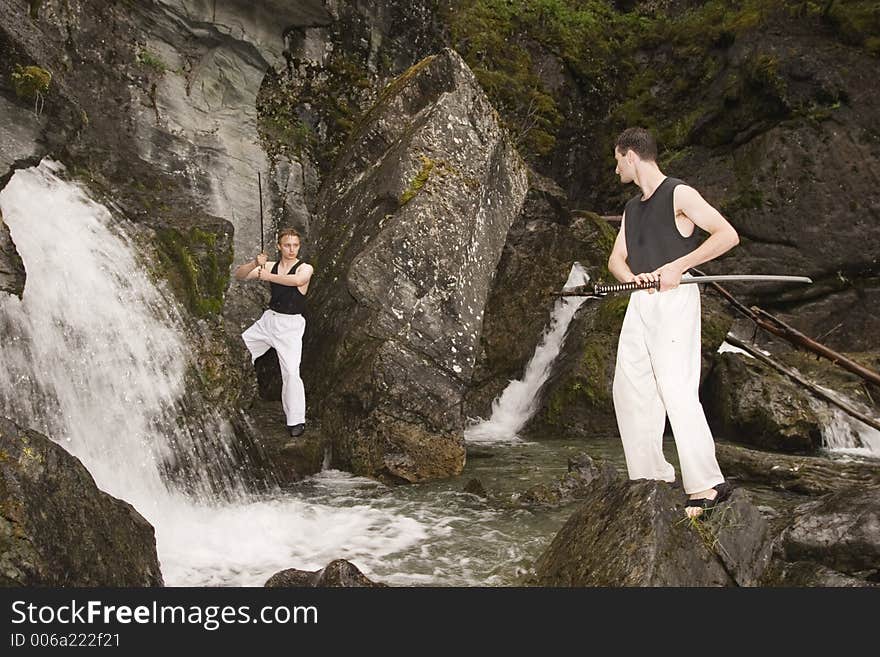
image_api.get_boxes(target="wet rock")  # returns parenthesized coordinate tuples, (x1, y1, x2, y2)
(244, 399, 327, 484)
(303, 48, 529, 482)
(761, 560, 877, 587)
(534, 478, 771, 586)
(0, 215, 25, 298)
(779, 486, 880, 580)
(463, 478, 487, 497)
(0, 417, 163, 586)
(517, 453, 618, 507)
(704, 351, 825, 453)
(704, 489, 773, 587)
(265, 559, 385, 587)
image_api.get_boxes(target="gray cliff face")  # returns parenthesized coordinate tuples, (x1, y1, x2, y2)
(668, 30, 880, 351)
(303, 49, 529, 482)
(0, 417, 163, 586)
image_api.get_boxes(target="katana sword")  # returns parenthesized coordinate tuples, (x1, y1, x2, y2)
(554, 275, 813, 298)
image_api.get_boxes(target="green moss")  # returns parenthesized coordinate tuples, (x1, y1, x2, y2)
(155, 227, 231, 317)
(822, 0, 880, 53)
(136, 48, 167, 73)
(11, 64, 50, 101)
(399, 155, 436, 206)
(443, 1, 640, 160)
(258, 51, 371, 168)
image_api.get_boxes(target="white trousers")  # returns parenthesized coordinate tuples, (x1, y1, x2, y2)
(612, 283, 724, 494)
(242, 310, 306, 426)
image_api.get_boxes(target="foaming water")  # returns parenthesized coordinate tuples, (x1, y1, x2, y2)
(155, 488, 428, 586)
(820, 405, 880, 458)
(465, 263, 590, 445)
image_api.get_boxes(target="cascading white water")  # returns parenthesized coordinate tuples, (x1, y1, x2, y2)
(0, 160, 237, 513)
(465, 263, 590, 444)
(0, 160, 426, 585)
(813, 390, 880, 457)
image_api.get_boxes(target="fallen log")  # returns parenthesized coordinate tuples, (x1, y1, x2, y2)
(715, 442, 880, 496)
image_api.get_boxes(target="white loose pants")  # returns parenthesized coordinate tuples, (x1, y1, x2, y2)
(242, 310, 306, 426)
(612, 283, 724, 494)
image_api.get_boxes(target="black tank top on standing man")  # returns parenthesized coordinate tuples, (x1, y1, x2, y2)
(269, 260, 308, 316)
(623, 177, 700, 275)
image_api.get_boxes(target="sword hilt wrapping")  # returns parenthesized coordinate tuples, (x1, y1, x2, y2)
(594, 278, 660, 295)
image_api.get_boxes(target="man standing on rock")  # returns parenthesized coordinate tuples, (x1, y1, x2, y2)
(607, 127, 739, 519)
(234, 228, 313, 437)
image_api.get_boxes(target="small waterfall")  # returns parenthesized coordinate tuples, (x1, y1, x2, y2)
(0, 160, 426, 585)
(465, 263, 590, 444)
(817, 401, 880, 458)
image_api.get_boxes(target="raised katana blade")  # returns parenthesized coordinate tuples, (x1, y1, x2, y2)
(555, 275, 813, 297)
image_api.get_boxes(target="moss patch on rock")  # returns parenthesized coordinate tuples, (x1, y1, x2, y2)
(11, 64, 51, 101)
(155, 226, 232, 317)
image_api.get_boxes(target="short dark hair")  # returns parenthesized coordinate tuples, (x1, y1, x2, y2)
(277, 228, 302, 244)
(615, 127, 657, 162)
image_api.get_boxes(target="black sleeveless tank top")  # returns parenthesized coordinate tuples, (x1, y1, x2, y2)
(623, 177, 700, 275)
(269, 260, 307, 315)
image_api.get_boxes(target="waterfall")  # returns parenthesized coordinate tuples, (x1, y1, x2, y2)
(465, 263, 590, 445)
(815, 395, 880, 457)
(0, 160, 246, 514)
(0, 160, 425, 585)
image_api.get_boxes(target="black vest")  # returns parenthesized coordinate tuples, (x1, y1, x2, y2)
(269, 260, 307, 315)
(623, 177, 700, 275)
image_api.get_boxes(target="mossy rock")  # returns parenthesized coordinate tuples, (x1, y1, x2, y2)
(11, 64, 50, 101)
(154, 224, 232, 317)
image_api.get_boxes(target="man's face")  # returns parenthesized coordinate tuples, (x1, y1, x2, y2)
(278, 236, 301, 259)
(614, 147, 635, 184)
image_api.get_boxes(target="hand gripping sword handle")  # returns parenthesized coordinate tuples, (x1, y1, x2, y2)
(594, 278, 660, 295)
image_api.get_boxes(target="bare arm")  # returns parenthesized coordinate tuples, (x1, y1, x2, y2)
(259, 263, 313, 287)
(655, 185, 739, 290)
(608, 211, 636, 283)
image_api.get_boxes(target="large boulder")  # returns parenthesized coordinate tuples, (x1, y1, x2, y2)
(533, 479, 771, 587)
(302, 49, 529, 482)
(0, 417, 163, 586)
(265, 559, 385, 587)
(779, 486, 880, 581)
(704, 351, 826, 453)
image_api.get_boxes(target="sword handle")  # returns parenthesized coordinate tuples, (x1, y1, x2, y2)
(594, 278, 660, 295)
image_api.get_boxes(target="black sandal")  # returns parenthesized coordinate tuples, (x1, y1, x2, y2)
(684, 482, 732, 515)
